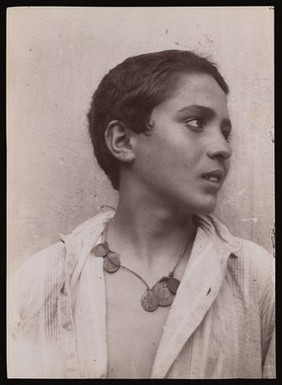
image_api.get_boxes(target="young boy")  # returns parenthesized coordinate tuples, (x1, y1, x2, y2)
(8, 50, 275, 378)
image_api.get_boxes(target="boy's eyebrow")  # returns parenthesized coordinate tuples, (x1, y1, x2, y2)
(176, 105, 216, 118)
(177, 104, 232, 129)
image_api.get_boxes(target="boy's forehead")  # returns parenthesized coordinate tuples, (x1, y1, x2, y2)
(155, 72, 229, 116)
(174, 72, 227, 98)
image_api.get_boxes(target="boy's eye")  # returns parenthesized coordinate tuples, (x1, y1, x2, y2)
(185, 118, 203, 128)
(222, 128, 232, 142)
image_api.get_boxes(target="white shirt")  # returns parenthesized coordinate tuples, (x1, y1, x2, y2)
(8, 209, 275, 378)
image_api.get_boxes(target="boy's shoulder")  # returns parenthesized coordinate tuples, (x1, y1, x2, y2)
(205, 214, 274, 283)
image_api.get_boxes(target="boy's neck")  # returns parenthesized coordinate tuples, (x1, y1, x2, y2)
(106, 194, 195, 270)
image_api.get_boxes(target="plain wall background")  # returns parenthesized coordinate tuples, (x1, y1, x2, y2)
(7, 6, 274, 273)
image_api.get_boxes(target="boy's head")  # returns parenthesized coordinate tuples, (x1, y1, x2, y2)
(88, 49, 229, 191)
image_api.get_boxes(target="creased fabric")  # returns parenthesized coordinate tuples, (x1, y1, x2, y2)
(7, 209, 275, 378)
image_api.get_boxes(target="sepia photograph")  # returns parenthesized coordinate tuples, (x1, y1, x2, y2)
(7, 6, 275, 378)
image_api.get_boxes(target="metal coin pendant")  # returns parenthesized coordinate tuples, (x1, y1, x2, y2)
(141, 289, 158, 312)
(153, 278, 175, 307)
(103, 252, 121, 273)
(92, 242, 109, 258)
(167, 276, 180, 294)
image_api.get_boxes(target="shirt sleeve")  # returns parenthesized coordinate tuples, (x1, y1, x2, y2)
(7, 242, 65, 378)
(7, 261, 35, 377)
(258, 249, 275, 378)
(263, 328, 275, 378)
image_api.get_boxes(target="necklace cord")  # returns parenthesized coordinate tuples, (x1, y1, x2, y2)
(99, 219, 196, 311)
(102, 219, 194, 285)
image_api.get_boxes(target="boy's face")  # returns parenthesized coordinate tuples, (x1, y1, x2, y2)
(131, 73, 232, 215)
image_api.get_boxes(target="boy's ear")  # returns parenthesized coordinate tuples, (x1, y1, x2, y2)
(104, 120, 136, 162)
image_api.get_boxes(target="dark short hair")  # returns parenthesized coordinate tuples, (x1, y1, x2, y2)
(88, 49, 229, 190)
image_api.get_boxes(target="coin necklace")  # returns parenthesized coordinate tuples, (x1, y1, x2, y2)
(92, 222, 193, 312)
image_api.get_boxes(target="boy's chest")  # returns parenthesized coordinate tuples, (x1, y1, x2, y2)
(105, 270, 171, 378)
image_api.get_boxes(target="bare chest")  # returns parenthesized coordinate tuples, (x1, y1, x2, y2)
(105, 270, 171, 378)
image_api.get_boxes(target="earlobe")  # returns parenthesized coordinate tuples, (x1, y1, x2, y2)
(105, 120, 136, 162)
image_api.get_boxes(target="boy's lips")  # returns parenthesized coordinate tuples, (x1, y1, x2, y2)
(201, 169, 225, 184)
